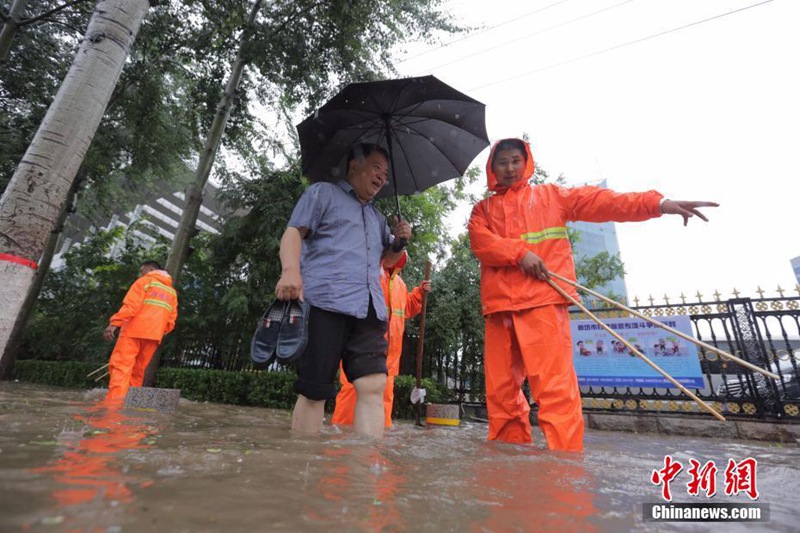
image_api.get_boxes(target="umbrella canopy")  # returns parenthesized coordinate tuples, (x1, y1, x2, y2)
(296, 75, 489, 200)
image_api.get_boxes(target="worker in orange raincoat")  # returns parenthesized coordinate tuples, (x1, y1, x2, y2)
(468, 138, 717, 451)
(331, 251, 430, 427)
(103, 261, 178, 401)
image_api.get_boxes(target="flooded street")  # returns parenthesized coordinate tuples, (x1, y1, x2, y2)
(2, 381, 799, 532)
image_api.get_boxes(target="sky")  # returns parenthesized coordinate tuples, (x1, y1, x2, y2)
(391, 0, 800, 303)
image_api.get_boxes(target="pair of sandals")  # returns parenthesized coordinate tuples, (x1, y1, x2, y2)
(251, 299, 310, 369)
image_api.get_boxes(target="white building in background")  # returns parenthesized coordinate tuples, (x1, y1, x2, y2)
(52, 181, 225, 269)
(791, 256, 800, 284)
(567, 179, 629, 301)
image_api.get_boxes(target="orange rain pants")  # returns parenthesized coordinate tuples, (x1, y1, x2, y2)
(107, 336, 160, 401)
(484, 304, 584, 452)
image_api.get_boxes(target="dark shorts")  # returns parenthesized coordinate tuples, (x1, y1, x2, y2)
(294, 300, 388, 401)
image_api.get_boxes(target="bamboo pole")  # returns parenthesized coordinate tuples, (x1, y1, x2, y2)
(547, 279, 726, 422)
(413, 260, 432, 427)
(87, 363, 109, 378)
(550, 272, 779, 380)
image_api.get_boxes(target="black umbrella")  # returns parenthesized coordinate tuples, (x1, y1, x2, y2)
(296, 75, 489, 215)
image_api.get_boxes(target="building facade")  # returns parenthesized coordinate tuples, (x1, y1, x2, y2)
(53, 181, 224, 269)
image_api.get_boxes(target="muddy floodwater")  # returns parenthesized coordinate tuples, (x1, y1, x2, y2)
(1, 382, 799, 532)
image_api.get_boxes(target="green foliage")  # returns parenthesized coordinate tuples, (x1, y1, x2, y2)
(20, 225, 170, 363)
(0, 1, 93, 193)
(154, 368, 295, 407)
(574, 251, 626, 292)
(13, 360, 99, 389)
(420, 233, 486, 402)
(1, 1, 202, 214)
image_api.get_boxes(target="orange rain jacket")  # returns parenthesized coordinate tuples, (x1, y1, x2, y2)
(468, 139, 664, 315)
(383, 252, 424, 376)
(109, 270, 178, 341)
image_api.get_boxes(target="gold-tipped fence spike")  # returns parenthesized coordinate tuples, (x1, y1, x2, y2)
(680, 292, 687, 305)
(732, 287, 740, 299)
(795, 284, 800, 297)
(777, 285, 785, 298)
(695, 290, 703, 301)
(713, 290, 721, 302)
(648, 294, 655, 306)
(756, 286, 765, 298)
(546, 278, 725, 422)
(663, 294, 670, 305)
(633, 296, 640, 307)
(548, 272, 780, 381)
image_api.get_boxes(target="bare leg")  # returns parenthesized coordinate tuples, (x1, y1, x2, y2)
(291, 394, 325, 434)
(353, 373, 387, 439)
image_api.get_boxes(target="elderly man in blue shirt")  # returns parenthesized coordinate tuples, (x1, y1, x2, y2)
(276, 143, 411, 439)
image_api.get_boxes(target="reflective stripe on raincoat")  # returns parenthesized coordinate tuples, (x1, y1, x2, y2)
(109, 270, 178, 341)
(468, 139, 664, 316)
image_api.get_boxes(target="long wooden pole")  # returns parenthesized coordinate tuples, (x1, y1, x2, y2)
(547, 279, 726, 422)
(550, 272, 779, 380)
(414, 260, 432, 426)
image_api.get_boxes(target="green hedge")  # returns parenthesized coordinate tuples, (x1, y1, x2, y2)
(13, 360, 100, 389)
(12, 361, 454, 419)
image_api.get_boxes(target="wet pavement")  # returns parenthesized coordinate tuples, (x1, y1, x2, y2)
(1, 381, 799, 532)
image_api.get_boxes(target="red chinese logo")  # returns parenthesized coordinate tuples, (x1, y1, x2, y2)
(724, 458, 759, 500)
(651, 455, 683, 501)
(686, 459, 718, 498)
(651, 456, 759, 501)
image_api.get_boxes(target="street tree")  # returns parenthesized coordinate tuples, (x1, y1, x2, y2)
(0, 0, 154, 378)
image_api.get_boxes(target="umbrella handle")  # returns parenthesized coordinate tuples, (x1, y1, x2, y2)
(391, 212, 407, 252)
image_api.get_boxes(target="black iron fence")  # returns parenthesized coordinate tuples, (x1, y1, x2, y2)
(571, 294, 800, 421)
(400, 291, 800, 422)
(162, 290, 800, 421)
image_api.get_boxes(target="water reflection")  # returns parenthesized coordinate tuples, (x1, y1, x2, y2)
(25, 399, 158, 530)
(470, 446, 598, 533)
(304, 443, 406, 531)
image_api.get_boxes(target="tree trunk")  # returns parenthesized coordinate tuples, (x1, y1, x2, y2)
(0, 0, 151, 376)
(145, 0, 262, 387)
(164, 0, 262, 282)
(0, 181, 79, 379)
(0, 0, 30, 64)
